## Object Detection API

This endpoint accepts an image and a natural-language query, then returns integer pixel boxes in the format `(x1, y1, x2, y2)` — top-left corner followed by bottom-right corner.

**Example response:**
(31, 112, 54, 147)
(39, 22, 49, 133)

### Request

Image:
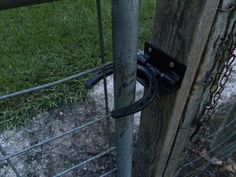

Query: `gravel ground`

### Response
(0, 100, 115, 177)
(0, 76, 143, 177)
(0, 60, 234, 177)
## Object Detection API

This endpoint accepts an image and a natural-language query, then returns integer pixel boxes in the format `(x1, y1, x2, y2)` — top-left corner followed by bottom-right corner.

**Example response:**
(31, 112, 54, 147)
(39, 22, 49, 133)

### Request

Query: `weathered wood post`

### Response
(164, 1, 236, 176)
(112, 0, 140, 177)
(134, 0, 222, 177)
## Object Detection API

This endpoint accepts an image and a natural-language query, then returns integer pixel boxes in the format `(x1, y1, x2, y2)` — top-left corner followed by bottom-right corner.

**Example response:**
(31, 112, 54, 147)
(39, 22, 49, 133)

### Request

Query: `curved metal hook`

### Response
(85, 64, 159, 118)
(111, 65, 158, 118)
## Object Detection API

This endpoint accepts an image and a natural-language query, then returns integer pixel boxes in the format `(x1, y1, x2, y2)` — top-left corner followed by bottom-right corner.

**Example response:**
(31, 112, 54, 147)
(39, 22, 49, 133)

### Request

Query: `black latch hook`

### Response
(85, 64, 159, 118)
(85, 42, 186, 118)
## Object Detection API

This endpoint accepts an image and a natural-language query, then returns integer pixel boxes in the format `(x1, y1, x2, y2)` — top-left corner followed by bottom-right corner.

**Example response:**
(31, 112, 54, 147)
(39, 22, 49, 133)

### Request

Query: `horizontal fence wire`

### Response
(95, 0, 114, 176)
(0, 62, 112, 102)
(53, 147, 115, 177)
(0, 0, 115, 177)
(173, 131, 236, 177)
(99, 168, 117, 177)
(202, 117, 236, 142)
(0, 115, 109, 163)
(187, 141, 236, 177)
(182, 131, 236, 168)
(174, 115, 236, 165)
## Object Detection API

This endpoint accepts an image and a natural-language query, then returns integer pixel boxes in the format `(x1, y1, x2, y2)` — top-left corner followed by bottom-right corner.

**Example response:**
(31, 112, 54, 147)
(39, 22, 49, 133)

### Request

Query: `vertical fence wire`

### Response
(0, 1, 115, 177)
(96, 0, 114, 176)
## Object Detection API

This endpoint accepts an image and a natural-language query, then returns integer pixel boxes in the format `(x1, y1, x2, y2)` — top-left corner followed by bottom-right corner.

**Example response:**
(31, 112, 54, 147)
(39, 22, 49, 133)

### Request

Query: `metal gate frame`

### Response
(0, 1, 116, 176)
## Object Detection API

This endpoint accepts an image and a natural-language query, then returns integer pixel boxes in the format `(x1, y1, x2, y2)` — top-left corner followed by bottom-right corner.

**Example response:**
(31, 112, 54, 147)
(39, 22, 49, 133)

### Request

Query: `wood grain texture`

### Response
(134, 0, 220, 177)
(165, 2, 236, 176)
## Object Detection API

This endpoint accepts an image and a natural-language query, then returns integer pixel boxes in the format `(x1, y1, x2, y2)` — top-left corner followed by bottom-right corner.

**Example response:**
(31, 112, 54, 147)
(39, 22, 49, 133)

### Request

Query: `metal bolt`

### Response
(148, 47, 152, 53)
(169, 62, 175, 68)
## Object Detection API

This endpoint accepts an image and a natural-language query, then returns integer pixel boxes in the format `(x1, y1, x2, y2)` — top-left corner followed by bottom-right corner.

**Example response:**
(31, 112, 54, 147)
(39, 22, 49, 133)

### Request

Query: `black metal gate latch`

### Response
(85, 42, 187, 118)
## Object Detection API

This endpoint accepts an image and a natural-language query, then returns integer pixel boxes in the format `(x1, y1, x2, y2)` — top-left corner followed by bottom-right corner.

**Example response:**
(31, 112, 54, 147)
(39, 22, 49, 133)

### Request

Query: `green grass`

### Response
(0, 0, 155, 130)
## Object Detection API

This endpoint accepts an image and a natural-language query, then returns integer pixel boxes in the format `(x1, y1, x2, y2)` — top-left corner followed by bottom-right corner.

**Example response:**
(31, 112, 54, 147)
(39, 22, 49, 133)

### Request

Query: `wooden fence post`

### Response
(134, 0, 221, 177)
(164, 1, 236, 176)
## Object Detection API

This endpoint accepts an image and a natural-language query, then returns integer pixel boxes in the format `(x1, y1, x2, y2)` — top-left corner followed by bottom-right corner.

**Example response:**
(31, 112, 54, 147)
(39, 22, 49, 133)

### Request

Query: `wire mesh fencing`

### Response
(1, 1, 235, 177)
(173, 29, 236, 177)
(0, 0, 116, 176)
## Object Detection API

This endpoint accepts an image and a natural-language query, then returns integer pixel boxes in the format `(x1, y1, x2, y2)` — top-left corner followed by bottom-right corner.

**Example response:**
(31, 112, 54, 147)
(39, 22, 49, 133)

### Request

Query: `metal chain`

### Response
(190, 31, 236, 142)
(203, 43, 235, 121)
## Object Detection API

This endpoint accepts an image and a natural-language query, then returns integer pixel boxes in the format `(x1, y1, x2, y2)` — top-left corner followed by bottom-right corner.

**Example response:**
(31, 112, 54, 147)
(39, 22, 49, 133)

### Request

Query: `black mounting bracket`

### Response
(85, 42, 186, 118)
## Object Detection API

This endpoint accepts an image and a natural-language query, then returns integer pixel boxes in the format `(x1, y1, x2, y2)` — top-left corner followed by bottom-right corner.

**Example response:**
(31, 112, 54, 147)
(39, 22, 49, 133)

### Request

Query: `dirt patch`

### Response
(0, 102, 115, 177)
(0, 61, 235, 177)
(0, 76, 143, 177)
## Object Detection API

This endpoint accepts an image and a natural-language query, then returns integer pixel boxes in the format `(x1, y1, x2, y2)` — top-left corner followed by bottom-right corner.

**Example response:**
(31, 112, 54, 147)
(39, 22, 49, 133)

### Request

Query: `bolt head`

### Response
(169, 62, 175, 68)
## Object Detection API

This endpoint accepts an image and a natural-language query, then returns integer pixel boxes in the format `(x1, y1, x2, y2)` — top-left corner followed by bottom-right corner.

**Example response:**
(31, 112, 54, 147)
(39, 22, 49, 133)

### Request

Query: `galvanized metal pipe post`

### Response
(112, 1, 140, 177)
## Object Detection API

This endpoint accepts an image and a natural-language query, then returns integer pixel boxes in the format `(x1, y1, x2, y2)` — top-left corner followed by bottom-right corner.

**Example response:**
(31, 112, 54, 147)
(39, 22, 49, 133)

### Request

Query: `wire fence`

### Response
(1, 1, 235, 177)
(173, 31, 236, 177)
(173, 104, 236, 177)
(0, 0, 115, 176)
